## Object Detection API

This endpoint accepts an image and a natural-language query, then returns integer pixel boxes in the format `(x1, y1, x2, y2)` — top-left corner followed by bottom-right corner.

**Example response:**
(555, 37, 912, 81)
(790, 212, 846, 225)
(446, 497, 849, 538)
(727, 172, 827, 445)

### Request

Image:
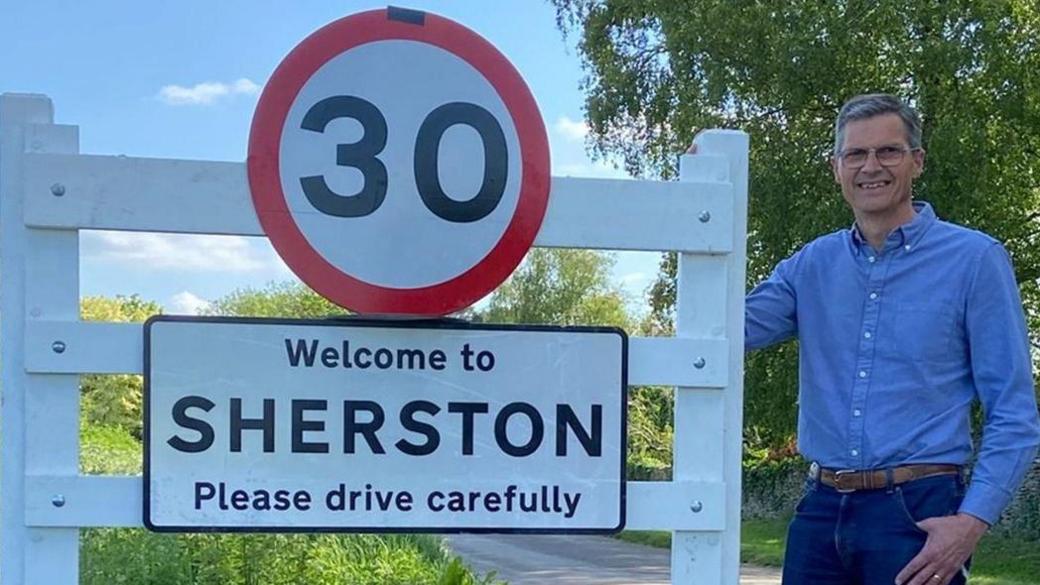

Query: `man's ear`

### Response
(912, 148, 926, 178)
(831, 156, 841, 183)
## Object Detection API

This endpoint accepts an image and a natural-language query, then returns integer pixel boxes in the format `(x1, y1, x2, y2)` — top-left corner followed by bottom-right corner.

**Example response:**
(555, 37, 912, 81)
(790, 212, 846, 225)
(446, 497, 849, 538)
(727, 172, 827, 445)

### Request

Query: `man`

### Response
(741, 94, 1040, 585)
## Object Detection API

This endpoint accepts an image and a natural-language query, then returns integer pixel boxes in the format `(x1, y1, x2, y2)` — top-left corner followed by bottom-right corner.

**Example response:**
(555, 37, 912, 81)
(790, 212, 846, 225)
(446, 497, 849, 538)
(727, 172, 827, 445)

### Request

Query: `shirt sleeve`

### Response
(959, 243, 1040, 525)
(745, 252, 800, 351)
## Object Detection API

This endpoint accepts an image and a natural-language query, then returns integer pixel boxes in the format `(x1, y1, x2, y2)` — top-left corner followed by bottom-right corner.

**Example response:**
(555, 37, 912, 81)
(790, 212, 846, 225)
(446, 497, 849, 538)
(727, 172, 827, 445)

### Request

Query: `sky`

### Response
(1, 0, 661, 316)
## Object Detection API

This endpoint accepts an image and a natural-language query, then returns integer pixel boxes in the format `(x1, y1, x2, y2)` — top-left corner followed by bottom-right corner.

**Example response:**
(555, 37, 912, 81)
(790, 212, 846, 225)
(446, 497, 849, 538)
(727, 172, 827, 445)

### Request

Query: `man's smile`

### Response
(856, 179, 892, 190)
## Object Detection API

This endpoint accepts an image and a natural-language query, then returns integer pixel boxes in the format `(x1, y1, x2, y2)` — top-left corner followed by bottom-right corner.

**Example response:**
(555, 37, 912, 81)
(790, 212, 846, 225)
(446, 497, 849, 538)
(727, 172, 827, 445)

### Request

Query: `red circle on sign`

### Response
(248, 9, 549, 316)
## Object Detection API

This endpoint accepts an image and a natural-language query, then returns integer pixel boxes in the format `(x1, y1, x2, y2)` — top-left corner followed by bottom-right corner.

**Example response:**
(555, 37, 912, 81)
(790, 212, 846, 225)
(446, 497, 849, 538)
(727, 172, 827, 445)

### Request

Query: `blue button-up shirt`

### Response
(746, 201, 1040, 524)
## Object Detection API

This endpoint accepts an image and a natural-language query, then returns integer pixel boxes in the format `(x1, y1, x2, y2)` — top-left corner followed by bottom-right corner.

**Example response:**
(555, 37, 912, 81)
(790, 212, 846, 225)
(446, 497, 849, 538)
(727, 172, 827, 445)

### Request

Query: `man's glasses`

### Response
(838, 146, 920, 169)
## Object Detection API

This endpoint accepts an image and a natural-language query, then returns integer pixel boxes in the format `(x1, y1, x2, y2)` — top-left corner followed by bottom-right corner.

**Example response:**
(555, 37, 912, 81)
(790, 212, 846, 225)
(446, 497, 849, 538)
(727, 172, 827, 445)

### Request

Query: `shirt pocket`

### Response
(884, 302, 956, 364)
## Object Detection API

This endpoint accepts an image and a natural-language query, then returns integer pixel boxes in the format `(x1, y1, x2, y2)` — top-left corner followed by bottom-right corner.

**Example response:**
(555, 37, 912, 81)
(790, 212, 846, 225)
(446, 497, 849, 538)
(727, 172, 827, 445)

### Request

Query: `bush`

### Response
(741, 455, 806, 520)
(80, 424, 142, 475)
(80, 531, 499, 585)
(81, 374, 144, 439)
(79, 425, 500, 584)
(626, 386, 673, 480)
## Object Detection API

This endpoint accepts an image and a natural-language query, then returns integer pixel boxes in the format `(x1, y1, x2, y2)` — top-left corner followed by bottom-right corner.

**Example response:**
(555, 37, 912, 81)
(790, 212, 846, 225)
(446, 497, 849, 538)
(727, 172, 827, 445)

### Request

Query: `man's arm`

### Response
(959, 242, 1040, 524)
(745, 255, 800, 351)
(897, 242, 1040, 585)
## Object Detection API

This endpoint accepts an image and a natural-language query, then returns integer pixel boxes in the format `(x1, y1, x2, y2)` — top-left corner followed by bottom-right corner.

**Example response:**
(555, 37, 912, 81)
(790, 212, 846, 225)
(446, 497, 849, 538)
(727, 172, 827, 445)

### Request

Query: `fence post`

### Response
(1, 92, 82, 584)
(671, 129, 748, 584)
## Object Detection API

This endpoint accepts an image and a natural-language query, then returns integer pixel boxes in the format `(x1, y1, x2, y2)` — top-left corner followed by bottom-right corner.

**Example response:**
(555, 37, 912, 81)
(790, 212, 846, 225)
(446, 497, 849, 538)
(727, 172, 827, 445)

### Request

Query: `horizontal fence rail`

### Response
(25, 320, 730, 388)
(23, 152, 735, 253)
(25, 475, 726, 532)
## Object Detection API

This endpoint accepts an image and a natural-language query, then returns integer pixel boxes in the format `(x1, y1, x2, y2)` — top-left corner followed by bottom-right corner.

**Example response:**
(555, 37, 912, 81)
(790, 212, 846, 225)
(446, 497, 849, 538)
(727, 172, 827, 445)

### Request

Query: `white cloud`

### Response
(554, 116, 589, 142)
(157, 77, 261, 106)
(231, 78, 260, 94)
(549, 115, 630, 180)
(168, 291, 211, 315)
(83, 232, 289, 274)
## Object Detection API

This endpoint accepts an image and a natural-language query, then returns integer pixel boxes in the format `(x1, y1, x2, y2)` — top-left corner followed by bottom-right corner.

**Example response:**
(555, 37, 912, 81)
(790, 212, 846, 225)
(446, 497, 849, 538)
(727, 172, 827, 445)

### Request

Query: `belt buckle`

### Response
(833, 469, 859, 493)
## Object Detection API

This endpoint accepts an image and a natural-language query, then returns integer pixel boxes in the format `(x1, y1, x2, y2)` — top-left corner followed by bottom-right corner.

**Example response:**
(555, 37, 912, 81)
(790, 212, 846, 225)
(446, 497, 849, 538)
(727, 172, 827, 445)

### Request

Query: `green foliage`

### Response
(739, 517, 792, 567)
(740, 453, 806, 520)
(80, 295, 162, 439)
(78, 424, 500, 584)
(482, 248, 631, 328)
(743, 343, 800, 453)
(737, 516, 1040, 582)
(613, 520, 793, 565)
(80, 531, 499, 585)
(626, 386, 673, 479)
(993, 464, 1040, 539)
(553, 0, 1040, 452)
(436, 559, 501, 585)
(480, 249, 677, 481)
(206, 281, 348, 319)
(642, 252, 677, 337)
(971, 533, 1040, 584)
(80, 424, 142, 475)
(613, 529, 671, 549)
(81, 294, 162, 322)
(73, 284, 354, 442)
(81, 375, 145, 438)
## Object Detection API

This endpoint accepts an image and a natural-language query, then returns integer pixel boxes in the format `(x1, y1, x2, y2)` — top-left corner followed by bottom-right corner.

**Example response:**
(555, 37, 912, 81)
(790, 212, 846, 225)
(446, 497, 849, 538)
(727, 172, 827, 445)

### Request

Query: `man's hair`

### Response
(833, 94, 922, 156)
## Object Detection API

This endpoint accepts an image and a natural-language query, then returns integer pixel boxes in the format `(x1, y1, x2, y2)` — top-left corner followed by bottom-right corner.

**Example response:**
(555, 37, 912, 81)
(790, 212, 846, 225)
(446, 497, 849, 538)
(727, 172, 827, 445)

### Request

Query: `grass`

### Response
(80, 424, 142, 474)
(78, 422, 504, 585)
(738, 517, 789, 567)
(970, 532, 1040, 584)
(613, 530, 671, 549)
(617, 519, 1040, 584)
(80, 530, 501, 585)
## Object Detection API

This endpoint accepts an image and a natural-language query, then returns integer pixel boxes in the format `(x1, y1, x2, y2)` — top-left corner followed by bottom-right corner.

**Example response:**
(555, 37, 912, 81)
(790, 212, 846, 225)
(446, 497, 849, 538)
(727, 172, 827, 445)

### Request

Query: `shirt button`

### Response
(851, 449, 859, 457)
(869, 292, 878, 300)
(864, 331, 872, 339)
(904, 244, 911, 251)
(858, 370, 867, 378)
(853, 409, 862, 417)
(868, 256, 876, 263)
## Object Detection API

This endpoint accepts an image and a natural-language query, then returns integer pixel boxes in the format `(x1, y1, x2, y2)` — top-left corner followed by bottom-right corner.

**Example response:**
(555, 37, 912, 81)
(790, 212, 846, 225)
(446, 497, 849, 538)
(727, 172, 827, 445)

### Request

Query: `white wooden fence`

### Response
(0, 92, 748, 584)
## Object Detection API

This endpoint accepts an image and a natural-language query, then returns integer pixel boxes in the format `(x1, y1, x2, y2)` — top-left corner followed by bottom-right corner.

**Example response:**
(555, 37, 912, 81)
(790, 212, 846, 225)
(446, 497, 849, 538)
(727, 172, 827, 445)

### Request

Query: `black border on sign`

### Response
(142, 314, 628, 535)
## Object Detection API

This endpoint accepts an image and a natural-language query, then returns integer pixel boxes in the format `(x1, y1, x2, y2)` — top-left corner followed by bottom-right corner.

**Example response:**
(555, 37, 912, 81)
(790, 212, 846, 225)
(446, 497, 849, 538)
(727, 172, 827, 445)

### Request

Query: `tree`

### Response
(482, 248, 631, 328)
(553, 0, 1040, 452)
(205, 281, 347, 319)
(480, 249, 674, 476)
(76, 284, 347, 438)
(80, 295, 163, 437)
(81, 294, 161, 323)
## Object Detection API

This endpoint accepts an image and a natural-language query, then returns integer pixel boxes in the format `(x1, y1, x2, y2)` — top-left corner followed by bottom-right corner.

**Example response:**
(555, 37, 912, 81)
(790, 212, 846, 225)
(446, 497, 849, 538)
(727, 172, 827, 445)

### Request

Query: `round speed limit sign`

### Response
(248, 8, 550, 315)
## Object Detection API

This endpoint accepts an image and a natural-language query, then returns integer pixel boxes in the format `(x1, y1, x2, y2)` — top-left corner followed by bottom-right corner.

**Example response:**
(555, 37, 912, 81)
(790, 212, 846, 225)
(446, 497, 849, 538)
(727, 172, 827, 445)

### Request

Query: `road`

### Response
(445, 534, 781, 585)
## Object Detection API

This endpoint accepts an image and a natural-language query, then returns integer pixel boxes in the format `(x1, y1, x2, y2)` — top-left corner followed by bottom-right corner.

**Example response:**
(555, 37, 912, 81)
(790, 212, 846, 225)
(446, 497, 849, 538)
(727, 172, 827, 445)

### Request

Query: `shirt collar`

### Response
(849, 201, 936, 254)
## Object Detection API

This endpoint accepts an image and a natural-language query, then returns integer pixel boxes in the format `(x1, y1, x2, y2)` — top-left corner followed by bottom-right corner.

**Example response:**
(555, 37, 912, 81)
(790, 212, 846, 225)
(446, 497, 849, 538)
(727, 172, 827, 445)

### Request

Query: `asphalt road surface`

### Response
(445, 534, 781, 585)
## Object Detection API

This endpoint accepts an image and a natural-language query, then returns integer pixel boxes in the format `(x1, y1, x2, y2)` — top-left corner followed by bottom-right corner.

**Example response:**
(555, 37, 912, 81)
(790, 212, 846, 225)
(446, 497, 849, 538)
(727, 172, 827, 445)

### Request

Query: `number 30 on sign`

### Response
(248, 8, 550, 316)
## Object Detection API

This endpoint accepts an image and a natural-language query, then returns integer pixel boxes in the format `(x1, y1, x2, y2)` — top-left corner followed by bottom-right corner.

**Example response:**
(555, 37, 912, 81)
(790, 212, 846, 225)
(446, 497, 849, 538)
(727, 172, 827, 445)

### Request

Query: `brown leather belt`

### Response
(810, 463, 961, 493)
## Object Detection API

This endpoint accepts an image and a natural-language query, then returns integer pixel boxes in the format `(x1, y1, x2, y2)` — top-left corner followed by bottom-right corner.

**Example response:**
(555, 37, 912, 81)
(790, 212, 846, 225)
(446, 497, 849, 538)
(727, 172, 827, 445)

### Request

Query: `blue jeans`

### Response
(782, 472, 969, 585)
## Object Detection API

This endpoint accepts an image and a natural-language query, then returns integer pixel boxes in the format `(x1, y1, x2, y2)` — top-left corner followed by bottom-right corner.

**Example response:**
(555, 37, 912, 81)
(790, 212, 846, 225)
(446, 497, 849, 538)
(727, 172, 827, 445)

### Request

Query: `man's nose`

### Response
(861, 150, 884, 172)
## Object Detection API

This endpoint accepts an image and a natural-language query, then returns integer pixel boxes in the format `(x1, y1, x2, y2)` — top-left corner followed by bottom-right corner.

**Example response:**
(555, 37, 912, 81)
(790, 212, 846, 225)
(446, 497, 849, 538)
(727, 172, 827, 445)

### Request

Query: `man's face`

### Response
(831, 113, 924, 218)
